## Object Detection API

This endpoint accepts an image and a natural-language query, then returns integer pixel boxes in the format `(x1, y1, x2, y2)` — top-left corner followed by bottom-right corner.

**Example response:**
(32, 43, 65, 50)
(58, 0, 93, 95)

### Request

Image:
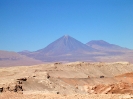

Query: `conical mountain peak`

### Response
(64, 35, 69, 37)
(37, 35, 95, 55)
(18, 35, 133, 62)
(62, 35, 70, 40)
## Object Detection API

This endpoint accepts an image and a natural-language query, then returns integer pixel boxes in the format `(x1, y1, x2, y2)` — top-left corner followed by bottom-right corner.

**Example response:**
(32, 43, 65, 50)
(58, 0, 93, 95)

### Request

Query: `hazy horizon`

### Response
(0, 0, 133, 51)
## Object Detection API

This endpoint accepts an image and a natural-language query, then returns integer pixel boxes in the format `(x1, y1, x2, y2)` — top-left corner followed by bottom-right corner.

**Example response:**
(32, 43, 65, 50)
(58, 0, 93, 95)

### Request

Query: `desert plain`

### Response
(1, 62, 133, 99)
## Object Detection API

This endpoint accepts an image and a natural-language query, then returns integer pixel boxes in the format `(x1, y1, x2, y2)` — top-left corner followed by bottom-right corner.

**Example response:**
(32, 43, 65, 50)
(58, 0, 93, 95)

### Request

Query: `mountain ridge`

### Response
(86, 40, 130, 51)
(19, 35, 98, 62)
(0, 35, 132, 65)
(0, 50, 43, 67)
(18, 35, 133, 63)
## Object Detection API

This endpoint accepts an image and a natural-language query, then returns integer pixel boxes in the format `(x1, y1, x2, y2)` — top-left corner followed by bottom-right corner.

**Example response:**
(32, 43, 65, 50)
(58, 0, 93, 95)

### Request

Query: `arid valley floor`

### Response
(1, 62, 133, 99)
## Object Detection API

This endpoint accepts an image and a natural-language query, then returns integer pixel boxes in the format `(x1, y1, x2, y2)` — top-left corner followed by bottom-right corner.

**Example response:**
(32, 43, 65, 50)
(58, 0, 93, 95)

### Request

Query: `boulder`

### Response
(0, 87, 3, 92)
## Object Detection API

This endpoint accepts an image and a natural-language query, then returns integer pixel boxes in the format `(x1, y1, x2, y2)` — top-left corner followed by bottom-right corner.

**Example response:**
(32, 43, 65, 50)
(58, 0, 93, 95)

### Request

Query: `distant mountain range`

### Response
(86, 40, 129, 51)
(0, 50, 43, 67)
(0, 35, 133, 67)
(19, 35, 133, 63)
(19, 35, 97, 62)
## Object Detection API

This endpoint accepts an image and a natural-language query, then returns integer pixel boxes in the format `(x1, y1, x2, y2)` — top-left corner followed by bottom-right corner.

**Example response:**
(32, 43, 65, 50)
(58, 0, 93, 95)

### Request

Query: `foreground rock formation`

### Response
(1, 62, 133, 99)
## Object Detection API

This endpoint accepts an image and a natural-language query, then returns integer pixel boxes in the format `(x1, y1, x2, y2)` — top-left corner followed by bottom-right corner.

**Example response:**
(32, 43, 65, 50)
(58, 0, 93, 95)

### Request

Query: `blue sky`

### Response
(0, 0, 133, 51)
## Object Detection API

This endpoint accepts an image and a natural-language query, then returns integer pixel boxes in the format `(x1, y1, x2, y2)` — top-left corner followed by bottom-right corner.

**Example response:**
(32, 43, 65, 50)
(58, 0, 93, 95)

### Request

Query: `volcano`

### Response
(19, 35, 97, 62)
(37, 35, 96, 55)
(19, 35, 133, 63)
(86, 40, 130, 51)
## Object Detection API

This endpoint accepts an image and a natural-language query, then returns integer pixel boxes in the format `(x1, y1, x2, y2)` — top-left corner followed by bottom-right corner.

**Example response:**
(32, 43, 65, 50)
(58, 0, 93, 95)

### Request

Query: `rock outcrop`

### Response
(86, 82, 133, 94)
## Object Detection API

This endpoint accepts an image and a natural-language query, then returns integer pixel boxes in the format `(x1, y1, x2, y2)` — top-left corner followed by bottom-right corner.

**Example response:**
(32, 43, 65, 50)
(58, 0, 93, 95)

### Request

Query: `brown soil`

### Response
(1, 62, 133, 99)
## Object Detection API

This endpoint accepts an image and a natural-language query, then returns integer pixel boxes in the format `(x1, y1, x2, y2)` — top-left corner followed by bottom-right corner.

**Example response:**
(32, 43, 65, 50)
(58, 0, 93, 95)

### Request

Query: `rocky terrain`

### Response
(1, 62, 133, 99)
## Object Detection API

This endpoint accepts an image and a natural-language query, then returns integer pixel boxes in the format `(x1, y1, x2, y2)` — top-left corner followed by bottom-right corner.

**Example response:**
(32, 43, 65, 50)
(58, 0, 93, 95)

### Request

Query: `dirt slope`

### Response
(1, 62, 133, 99)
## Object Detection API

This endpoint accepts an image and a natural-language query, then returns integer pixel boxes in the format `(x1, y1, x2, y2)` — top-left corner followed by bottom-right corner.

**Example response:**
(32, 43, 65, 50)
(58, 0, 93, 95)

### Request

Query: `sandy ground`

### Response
(1, 92, 133, 99)
(0, 62, 133, 99)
